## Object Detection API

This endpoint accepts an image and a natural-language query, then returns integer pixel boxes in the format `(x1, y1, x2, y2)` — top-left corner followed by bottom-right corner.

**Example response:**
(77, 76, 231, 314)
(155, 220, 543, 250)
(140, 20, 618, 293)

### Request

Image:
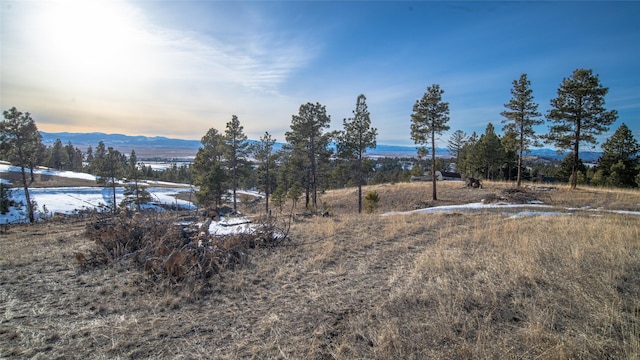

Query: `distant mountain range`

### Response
(39, 131, 602, 161)
(40, 132, 203, 158)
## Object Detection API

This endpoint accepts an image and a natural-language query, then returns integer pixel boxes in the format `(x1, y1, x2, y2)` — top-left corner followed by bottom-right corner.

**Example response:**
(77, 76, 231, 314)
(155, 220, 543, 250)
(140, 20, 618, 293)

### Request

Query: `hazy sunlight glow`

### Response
(32, 0, 149, 92)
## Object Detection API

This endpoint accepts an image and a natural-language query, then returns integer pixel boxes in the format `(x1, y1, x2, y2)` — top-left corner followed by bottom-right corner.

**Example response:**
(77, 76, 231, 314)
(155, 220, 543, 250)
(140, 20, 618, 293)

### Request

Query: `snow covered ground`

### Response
(1, 163, 196, 223)
(1, 186, 196, 223)
(1, 164, 276, 241)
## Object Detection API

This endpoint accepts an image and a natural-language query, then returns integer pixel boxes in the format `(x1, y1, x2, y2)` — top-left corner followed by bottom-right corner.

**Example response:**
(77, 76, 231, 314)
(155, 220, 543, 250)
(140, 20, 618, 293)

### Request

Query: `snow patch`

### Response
(208, 218, 258, 237)
(382, 202, 554, 216)
(507, 211, 572, 219)
(1, 186, 195, 223)
(382, 202, 640, 218)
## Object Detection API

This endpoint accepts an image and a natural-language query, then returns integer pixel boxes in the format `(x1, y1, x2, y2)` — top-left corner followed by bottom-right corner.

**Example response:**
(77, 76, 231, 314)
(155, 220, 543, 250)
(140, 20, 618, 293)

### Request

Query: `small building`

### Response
(411, 170, 462, 182)
(440, 171, 462, 181)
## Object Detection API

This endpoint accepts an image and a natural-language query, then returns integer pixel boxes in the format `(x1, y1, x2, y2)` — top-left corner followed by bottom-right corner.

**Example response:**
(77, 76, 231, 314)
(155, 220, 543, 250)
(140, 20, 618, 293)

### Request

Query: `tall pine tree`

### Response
(50, 139, 68, 170)
(545, 69, 618, 189)
(250, 132, 277, 215)
(447, 129, 467, 170)
(193, 128, 228, 209)
(96, 147, 125, 214)
(337, 94, 377, 213)
(0, 107, 43, 222)
(285, 102, 333, 211)
(224, 115, 249, 211)
(501, 73, 543, 187)
(476, 123, 506, 180)
(121, 150, 151, 211)
(410, 84, 450, 200)
(597, 123, 640, 187)
(458, 132, 479, 178)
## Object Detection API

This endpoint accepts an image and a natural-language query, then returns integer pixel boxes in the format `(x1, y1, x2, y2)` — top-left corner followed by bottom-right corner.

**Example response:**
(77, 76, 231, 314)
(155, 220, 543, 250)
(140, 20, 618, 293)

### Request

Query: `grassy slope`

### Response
(0, 171, 98, 188)
(1, 181, 639, 359)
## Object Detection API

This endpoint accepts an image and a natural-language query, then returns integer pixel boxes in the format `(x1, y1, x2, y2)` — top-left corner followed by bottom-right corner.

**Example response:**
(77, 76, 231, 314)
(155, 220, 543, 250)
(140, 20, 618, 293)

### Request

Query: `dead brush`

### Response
(79, 211, 289, 285)
(82, 211, 179, 265)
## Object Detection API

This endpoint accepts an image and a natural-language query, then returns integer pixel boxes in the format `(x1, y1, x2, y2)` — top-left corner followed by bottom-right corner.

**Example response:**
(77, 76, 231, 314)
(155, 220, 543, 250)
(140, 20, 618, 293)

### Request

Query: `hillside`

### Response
(1, 181, 639, 358)
(39, 131, 603, 160)
(40, 131, 202, 158)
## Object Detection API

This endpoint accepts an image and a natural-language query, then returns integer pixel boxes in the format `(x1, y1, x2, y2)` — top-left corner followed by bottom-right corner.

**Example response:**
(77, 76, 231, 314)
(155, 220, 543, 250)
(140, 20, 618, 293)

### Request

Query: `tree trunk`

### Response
(265, 164, 270, 215)
(232, 159, 237, 211)
(571, 143, 579, 189)
(431, 130, 437, 201)
(20, 165, 35, 223)
(357, 153, 363, 213)
(310, 139, 317, 211)
(134, 179, 141, 212)
(517, 129, 524, 187)
(571, 122, 581, 190)
(112, 179, 117, 215)
(516, 149, 523, 187)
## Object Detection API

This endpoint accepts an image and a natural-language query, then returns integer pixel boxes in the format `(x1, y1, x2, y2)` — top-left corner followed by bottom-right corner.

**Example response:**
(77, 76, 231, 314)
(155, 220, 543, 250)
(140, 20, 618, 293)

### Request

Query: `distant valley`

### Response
(40, 132, 202, 158)
(39, 131, 602, 161)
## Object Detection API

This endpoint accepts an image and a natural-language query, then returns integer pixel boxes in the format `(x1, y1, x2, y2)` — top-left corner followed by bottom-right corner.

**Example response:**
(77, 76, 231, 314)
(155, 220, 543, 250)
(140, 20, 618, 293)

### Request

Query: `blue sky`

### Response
(2, 1, 639, 149)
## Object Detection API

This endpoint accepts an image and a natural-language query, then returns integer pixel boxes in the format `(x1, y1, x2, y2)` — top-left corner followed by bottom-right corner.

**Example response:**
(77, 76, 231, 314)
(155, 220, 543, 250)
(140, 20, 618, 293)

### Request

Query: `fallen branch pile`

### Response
(78, 212, 287, 283)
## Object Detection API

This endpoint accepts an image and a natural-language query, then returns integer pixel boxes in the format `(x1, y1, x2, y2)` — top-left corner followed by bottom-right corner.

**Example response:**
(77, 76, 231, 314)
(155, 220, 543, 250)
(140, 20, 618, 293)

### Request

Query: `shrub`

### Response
(364, 191, 380, 213)
(271, 186, 286, 212)
(0, 183, 13, 214)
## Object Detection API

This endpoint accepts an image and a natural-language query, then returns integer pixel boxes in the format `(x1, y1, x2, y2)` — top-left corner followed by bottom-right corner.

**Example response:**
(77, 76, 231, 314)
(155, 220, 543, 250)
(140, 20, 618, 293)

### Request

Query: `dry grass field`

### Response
(0, 171, 98, 188)
(1, 180, 639, 359)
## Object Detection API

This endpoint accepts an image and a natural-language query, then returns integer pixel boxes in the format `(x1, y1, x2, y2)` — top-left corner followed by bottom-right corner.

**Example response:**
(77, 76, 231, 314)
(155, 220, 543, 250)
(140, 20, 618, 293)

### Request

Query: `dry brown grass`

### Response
(321, 181, 467, 213)
(0, 171, 98, 188)
(544, 183, 640, 211)
(1, 180, 639, 359)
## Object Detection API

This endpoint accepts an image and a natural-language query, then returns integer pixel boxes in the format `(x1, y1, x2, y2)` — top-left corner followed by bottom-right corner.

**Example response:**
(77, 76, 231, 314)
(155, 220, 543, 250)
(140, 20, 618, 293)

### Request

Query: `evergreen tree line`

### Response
(449, 122, 640, 188)
(407, 69, 634, 200)
(40, 139, 84, 173)
(2, 68, 639, 221)
(444, 70, 638, 190)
